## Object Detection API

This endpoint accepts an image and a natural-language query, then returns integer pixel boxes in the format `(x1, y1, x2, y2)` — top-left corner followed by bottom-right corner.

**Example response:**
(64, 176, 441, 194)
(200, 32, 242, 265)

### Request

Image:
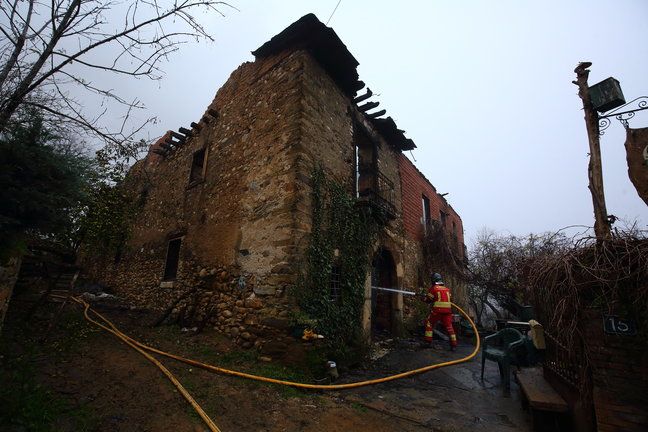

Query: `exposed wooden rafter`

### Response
(354, 87, 373, 104)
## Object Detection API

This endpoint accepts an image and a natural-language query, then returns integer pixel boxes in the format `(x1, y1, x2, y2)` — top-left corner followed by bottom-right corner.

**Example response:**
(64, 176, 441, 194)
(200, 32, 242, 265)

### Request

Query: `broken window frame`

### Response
(163, 237, 183, 281)
(422, 194, 431, 229)
(188, 147, 207, 186)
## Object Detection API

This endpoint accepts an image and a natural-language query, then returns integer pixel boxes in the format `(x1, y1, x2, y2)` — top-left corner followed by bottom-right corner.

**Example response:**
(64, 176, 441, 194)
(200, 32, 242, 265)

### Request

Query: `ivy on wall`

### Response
(295, 167, 383, 362)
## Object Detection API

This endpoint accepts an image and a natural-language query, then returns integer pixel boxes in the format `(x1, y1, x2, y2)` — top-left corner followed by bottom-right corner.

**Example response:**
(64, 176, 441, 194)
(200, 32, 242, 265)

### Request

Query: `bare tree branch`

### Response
(0, 0, 233, 150)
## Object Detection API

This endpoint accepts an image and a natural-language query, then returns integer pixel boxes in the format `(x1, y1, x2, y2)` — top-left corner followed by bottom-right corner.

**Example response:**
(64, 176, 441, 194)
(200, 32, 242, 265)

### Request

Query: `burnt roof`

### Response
(371, 117, 416, 151)
(253, 14, 416, 152)
(252, 14, 362, 96)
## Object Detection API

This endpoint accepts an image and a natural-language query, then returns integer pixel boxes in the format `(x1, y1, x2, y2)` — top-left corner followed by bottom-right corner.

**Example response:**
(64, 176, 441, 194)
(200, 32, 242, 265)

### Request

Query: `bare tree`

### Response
(467, 229, 572, 326)
(0, 0, 232, 148)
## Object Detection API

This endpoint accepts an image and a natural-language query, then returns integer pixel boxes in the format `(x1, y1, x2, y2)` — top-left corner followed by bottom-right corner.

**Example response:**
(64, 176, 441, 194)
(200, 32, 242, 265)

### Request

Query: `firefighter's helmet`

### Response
(432, 272, 443, 284)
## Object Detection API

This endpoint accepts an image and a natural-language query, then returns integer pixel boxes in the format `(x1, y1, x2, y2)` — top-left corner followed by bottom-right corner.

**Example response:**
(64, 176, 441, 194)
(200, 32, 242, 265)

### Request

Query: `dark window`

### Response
(189, 148, 206, 184)
(163, 238, 182, 280)
(440, 210, 448, 228)
(422, 195, 431, 226)
(330, 265, 341, 302)
(114, 248, 123, 265)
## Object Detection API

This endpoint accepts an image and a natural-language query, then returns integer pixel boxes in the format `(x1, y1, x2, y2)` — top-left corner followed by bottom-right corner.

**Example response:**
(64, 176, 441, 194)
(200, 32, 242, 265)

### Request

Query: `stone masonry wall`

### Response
(84, 44, 467, 347)
(85, 51, 308, 349)
(292, 52, 410, 334)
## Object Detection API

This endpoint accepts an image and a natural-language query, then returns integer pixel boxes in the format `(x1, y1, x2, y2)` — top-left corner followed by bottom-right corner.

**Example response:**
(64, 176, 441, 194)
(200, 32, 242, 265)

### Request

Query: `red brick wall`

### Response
(397, 154, 464, 251)
(582, 310, 648, 432)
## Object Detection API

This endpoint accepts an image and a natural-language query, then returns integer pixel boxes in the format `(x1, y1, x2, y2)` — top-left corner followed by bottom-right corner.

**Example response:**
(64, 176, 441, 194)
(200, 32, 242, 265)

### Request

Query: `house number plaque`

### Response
(603, 315, 637, 336)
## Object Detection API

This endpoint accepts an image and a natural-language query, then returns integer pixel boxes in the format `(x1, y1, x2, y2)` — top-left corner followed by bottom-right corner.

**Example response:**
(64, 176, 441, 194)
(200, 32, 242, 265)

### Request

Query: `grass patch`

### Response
(47, 309, 101, 357)
(183, 347, 313, 399)
(0, 352, 97, 431)
(0, 303, 100, 431)
(351, 401, 368, 413)
(249, 362, 312, 398)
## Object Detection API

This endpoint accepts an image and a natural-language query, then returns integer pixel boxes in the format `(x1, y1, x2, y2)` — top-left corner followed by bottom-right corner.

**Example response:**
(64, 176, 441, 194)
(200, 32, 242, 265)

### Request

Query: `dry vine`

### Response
(529, 236, 648, 351)
(421, 221, 466, 282)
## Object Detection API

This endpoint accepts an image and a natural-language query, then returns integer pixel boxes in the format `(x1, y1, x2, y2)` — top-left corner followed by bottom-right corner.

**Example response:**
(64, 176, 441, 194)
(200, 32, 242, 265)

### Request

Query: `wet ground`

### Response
(339, 339, 532, 431)
(1, 295, 531, 431)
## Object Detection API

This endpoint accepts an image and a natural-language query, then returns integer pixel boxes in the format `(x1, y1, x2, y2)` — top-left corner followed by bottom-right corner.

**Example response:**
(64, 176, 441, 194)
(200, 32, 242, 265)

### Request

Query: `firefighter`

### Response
(422, 272, 458, 350)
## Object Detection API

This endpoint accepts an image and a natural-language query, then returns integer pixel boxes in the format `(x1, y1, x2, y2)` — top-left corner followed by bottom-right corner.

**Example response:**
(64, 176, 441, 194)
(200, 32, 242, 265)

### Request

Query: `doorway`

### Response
(371, 248, 397, 339)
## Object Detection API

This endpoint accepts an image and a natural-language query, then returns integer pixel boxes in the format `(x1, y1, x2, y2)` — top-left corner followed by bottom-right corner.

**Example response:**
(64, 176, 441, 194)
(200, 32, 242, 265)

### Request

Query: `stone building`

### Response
(85, 14, 465, 348)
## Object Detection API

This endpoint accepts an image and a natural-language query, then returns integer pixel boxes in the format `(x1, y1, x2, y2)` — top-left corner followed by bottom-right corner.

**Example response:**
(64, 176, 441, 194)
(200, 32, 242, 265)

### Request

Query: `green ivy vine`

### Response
(296, 167, 383, 362)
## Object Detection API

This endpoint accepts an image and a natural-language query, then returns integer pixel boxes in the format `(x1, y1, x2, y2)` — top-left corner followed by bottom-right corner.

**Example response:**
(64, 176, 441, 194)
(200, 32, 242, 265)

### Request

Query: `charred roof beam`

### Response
(367, 109, 386, 119)
(354, 87, 372, 104)
(170, 131, 186, 143)
(358, 101, 379, 112)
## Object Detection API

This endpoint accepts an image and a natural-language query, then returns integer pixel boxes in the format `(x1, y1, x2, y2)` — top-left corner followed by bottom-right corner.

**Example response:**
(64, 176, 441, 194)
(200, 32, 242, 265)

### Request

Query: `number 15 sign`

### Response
(603, 315, 637, 336)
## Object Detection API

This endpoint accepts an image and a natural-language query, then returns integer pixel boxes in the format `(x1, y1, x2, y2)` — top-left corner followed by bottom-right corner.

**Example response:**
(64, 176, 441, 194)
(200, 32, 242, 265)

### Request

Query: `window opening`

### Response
(330, 265, 341, 302)
(189, 148, 206, 184)
(163, 238, 182, 280)
(422, 195, 431, 227)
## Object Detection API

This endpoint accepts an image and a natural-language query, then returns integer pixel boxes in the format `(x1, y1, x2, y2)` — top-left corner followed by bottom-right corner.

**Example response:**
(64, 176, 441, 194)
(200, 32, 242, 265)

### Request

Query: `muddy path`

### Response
(1, 296, 530, 431)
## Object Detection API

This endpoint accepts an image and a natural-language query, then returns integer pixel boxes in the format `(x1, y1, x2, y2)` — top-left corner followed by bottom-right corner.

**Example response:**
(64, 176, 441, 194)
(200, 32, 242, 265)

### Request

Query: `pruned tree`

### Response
(0, 0, 232, 149)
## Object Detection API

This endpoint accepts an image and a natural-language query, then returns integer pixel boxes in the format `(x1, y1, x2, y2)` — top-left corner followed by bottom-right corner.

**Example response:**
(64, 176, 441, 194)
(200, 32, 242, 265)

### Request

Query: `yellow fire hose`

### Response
(60, 295, 480, 432)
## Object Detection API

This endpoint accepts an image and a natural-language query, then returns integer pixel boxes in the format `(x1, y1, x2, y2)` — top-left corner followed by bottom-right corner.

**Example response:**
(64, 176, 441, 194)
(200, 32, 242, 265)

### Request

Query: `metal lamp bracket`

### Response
(598, 96, 648, 135)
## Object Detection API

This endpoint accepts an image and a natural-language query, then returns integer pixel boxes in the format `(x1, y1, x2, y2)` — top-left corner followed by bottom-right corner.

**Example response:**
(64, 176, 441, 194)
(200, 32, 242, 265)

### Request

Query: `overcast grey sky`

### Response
(96, 0, 648, 245)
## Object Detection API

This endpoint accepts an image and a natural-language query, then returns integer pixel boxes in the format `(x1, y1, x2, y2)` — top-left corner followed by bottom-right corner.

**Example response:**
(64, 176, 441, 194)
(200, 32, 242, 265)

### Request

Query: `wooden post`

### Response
(573, 62, 612, 240)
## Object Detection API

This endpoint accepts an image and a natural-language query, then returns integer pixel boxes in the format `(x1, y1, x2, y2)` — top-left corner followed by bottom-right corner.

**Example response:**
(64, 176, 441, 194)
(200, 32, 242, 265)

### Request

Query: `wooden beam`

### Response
(354, 88, 373, 104)
(207, 108, 218, 118)
(178, 127, 192, 136)
(170, 131, 186, 143)
(190, 122, 202, 131)
(358, 101, 379, 112)
(368, 109, 386, 119)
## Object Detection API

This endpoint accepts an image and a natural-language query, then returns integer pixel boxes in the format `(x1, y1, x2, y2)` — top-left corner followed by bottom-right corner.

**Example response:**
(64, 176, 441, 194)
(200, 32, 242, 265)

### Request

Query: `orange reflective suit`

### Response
(423, 283, 457, 348)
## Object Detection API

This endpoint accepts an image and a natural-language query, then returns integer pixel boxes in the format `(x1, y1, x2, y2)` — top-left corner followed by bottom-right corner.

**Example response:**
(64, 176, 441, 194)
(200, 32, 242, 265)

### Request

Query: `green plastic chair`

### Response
(481, 327, 525, 392)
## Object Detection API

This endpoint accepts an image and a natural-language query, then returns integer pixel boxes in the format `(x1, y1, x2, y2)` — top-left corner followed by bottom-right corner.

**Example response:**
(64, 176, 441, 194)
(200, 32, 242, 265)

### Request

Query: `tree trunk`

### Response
(574, 63, 612, 240)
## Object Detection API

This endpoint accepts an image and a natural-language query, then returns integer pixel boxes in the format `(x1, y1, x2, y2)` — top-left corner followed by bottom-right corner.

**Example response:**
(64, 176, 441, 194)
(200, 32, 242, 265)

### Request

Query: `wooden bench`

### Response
(515, 367, 570, 431)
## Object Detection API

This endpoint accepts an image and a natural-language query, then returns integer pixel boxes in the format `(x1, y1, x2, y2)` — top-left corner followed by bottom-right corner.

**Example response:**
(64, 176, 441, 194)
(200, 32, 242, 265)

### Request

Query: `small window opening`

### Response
(114, 248, 123, 265)
(440, 210, 448, 228)
(163, 238, 182, 280)
(330, 265, 341, 302)
(189, 148, 206, 184)
(422, 195, 431, 227)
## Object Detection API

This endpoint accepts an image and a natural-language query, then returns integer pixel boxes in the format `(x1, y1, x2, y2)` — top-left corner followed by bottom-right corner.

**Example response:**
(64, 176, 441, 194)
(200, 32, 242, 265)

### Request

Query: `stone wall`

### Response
(84, 45, 467, 347)
(292, 51, 412, 335)
(84, 51, 309, 348)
